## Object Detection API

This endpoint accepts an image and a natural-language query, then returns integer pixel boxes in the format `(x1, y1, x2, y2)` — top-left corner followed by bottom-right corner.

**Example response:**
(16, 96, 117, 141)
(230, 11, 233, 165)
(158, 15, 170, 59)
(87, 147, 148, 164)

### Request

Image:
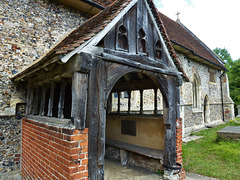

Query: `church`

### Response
(0, 0, 234, 179)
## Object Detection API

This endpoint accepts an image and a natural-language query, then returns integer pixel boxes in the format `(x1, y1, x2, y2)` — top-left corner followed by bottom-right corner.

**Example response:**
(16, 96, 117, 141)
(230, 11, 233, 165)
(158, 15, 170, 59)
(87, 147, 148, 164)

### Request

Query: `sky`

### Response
(153, 0, 240, 60)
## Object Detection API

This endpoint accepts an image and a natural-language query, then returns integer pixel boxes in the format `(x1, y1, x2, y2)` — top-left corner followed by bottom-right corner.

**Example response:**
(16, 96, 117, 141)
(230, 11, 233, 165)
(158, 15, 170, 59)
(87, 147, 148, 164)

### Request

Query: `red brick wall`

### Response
(176, 118, 186, 180)
(21, 118, 88, 180)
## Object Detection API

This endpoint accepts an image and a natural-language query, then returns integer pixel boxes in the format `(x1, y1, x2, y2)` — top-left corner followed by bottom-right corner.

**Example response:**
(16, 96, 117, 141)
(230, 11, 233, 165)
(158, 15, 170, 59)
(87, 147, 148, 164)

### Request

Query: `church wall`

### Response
(0, 0, 88, 174)
(178, 52, 224, 131)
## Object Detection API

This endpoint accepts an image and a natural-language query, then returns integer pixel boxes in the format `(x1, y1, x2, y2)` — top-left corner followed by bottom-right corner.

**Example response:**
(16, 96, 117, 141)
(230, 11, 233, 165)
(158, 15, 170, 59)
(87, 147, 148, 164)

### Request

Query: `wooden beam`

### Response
(100, 52, 182, 77)
(88, 58, 107, 179)
(26, 82, 33, 115)
(39, 84, 47, 116)
(140, 89, 143, 114)
(107, 94, 112, 114)
(104, 48, 167, 69)
(71, 72, 88, 129)
(47, 81, 55, 117)
(112, 78, 158, 92)
(33, 88, 40, 115)
(117, 92, 121, 114)
(128, 91, 131, 113)
(163, 76, 177, 169)
(124, 74, 132, 81)
(154, 88, 158, 115)
(58, 81, 67, 118)
(137, 72, 144, 79)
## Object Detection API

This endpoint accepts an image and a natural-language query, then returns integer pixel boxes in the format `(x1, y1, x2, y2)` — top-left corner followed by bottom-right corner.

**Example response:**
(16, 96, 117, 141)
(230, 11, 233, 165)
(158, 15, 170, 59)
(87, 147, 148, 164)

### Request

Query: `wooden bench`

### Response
(106, 139, 163, 160)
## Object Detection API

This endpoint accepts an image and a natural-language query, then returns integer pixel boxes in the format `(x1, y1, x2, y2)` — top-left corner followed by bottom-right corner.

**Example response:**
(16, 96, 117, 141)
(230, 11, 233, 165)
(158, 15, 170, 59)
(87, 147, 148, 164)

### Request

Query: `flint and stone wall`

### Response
(178, 53, 234, 133)
(0, 0, 88, 173)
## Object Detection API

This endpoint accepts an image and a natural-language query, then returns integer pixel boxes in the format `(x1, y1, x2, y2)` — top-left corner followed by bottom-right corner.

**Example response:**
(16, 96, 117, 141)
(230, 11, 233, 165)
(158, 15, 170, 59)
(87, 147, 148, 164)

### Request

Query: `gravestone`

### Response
(217, 126, 240, 140)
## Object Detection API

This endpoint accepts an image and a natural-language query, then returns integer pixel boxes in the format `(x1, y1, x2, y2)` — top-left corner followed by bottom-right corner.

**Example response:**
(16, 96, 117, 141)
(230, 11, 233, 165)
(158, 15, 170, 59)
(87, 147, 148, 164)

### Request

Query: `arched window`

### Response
(156, 40, 161, 60)
(138, 28, 146, 53)
(193, 73, 201, 108)
(117, 25, 128, 51)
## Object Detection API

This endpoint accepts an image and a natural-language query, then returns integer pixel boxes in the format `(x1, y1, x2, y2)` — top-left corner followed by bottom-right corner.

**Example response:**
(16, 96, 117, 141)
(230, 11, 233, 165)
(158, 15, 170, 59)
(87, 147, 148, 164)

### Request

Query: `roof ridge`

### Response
(158, 11, 226, 70)
(178, 22, 225, 66)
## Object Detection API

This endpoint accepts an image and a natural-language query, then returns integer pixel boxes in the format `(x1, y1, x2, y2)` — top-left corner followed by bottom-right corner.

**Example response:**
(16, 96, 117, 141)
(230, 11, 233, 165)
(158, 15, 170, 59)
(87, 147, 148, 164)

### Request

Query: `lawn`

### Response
(182, 118, 240, 180)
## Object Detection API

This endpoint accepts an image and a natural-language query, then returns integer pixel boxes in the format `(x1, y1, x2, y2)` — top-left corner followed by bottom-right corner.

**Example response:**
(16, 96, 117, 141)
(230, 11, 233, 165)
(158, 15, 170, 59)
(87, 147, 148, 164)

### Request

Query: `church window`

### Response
(138, 28, 147, 53)
(117, 25, 128, 51)
(209, 70, 216, 83)
(193, 74, 201, 108)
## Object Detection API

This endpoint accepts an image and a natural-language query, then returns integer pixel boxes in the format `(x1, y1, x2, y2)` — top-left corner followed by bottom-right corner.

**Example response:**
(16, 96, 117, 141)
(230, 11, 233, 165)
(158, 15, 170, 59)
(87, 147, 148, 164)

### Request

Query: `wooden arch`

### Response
(86, 54, 180, 179)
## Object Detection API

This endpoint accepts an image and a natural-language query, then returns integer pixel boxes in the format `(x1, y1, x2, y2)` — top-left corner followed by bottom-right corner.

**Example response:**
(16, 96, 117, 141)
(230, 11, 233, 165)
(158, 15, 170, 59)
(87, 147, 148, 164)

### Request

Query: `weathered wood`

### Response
(140, 89, 143, 114)
(154, 88, 158, 115)
(106, 63, 137, 98)
(128, 90, 131, 113)
(88, 58, 107, 180)
(128, 4, 137, 54)
(112, 77, 158, 92)
(117, 92, 121, 114)
(33, 88, 40, 115)
(58, 81, 67, 118)
(104, 48, 167, 69)
(163, 76, 177, 168)
(26, 82, 33, 115)
(106, 139, 163, 159)
(107, 94, 112, 114)
(30, 53, 92, 87)
(39, 84, 47, 116)
(71, 72, 88, 129)
(47, 81, 55, 117)
(100, 52, 181, 77)
(147, 13, 154, 59)
(104, 25, 116, 50)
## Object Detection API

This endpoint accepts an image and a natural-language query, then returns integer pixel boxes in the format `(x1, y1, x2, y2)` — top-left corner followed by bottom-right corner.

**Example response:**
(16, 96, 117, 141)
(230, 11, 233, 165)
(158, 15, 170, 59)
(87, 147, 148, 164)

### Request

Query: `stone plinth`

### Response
(217, 126, 240, 140)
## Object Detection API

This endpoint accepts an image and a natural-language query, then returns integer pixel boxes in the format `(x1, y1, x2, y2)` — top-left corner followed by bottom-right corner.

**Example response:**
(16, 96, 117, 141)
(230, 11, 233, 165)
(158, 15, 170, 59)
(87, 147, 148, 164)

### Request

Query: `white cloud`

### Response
(154, 0, 240, 60)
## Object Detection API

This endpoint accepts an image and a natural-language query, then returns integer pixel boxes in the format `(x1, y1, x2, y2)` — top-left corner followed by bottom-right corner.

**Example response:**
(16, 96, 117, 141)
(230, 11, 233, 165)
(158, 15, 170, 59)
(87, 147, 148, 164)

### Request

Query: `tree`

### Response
(214, 48, 240, 115)
(213, 47, 233, 69)
(228, 58, 240, 107)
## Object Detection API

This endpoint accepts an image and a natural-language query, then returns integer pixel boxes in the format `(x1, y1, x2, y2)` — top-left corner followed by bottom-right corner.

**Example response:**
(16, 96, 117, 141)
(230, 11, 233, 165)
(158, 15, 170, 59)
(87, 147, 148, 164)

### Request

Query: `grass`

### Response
(182, 118, 240, 180)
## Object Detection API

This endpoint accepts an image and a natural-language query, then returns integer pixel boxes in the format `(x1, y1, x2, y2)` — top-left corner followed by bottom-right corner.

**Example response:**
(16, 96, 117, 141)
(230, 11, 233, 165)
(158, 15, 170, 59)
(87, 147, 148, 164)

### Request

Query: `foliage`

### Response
(183, 121, 240, 180)
(213, 47, 233, 68)
(213, 47, 240, 113)
(228, 59, 240, 107)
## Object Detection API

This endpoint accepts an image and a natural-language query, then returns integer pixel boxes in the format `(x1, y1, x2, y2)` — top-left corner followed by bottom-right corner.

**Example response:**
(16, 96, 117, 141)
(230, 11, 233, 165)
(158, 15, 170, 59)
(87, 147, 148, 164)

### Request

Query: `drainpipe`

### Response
(220, 70, 226, 122)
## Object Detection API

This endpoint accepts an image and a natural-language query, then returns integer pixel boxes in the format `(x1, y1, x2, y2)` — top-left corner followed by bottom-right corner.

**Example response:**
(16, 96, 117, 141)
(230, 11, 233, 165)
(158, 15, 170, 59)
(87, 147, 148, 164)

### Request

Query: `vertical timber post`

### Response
(88, 57, 107, 180)
(163, 76, 179, 180)
(140, 89, 143, 114)
(71, 72, 88, 129)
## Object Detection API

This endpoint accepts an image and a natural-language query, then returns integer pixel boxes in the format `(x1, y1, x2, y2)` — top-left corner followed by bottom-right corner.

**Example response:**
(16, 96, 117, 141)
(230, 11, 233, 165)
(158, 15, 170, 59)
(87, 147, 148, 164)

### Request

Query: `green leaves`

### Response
(214, 47, 240, 114)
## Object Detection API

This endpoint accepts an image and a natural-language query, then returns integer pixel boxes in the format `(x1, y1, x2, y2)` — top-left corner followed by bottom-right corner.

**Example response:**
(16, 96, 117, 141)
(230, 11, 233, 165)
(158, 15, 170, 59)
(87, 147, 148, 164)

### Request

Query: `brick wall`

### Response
(176, 118, 186, 180)
(21, 118, 88, 180)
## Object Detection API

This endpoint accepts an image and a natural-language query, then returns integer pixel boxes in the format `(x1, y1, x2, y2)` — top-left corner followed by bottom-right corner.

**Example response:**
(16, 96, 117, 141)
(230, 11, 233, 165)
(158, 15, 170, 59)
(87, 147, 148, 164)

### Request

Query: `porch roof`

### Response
(11, 0, 189, 82)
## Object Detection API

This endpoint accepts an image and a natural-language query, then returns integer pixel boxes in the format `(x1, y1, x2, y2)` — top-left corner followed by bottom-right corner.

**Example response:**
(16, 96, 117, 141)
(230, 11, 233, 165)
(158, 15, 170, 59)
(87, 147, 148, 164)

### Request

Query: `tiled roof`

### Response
(91, 0, 115, 7)
(12, 0, 189, 81)
(158, 12, 226, 70)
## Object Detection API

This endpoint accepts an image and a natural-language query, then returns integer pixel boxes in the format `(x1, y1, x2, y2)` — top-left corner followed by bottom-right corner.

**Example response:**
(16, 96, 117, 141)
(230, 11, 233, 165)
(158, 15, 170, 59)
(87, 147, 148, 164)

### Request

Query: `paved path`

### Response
(105, 160, 162, 180)
(0, 161, 218, 180)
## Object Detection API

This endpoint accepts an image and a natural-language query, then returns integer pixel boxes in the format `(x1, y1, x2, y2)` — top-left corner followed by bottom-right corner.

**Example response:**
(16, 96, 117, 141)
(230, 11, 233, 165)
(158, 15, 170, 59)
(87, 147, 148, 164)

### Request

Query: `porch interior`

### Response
(105, 72, 165, 172)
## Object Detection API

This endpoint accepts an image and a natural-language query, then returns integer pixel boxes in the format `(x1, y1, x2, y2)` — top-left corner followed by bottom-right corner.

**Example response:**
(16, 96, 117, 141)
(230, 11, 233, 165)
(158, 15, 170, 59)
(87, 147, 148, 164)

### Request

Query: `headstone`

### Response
(236, 105, 240, 117)
(217, 126, 240, 140)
